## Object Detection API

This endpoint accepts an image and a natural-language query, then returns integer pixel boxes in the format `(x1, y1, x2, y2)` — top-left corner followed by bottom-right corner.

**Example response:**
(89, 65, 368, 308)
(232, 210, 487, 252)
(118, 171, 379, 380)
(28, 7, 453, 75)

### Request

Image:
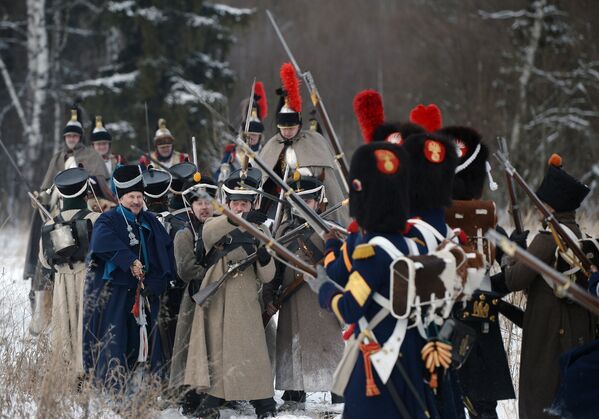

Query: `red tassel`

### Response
(353, 90, 384, 143)
(360, 341, 382, 397)
(280, 63, 302, 113)
(255, 81, 268, 119)
(409, 104, 442, 132)
(347, 220, 360, 234)
(131, 285, 141, 318)
(343, 323, 356, 340)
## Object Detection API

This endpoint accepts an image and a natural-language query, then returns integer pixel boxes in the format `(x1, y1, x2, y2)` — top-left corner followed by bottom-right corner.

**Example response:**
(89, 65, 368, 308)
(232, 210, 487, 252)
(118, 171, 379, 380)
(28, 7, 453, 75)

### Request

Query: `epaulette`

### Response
(224, 143, 236, 153)
(352, 243, 376, 260)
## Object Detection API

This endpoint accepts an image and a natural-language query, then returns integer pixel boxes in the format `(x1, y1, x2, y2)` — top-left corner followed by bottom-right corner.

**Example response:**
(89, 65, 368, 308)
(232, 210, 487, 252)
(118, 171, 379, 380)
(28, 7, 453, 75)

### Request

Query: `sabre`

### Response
(240, 79, 256, 180)
(192, 136, 198, 166)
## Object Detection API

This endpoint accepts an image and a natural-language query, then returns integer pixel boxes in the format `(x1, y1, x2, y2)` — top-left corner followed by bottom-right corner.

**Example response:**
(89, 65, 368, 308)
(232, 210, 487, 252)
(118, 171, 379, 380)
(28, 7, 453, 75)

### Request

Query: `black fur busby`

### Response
(113, 165, 144, 197)
(403, 132, 458, 212)
(91, 115, 111, 142)
(536, 154, 590, 212)
(54, 167, 89, 198)
(223, 168, 262, 202)
(372, 122, 425, 145)
(143, 168, 172, 199)
(169, 162, 198, 193)
(64, 106, 83, 136)
(438, 126, 489, 200)
(349, 142, 410, 233)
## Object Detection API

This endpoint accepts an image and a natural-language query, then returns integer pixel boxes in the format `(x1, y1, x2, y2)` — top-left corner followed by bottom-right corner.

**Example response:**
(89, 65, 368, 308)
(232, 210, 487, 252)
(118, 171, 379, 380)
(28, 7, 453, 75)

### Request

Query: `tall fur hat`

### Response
(403, 132, 458, 212)
(536, 154, 590, 212)
(349, 142, 410, 233)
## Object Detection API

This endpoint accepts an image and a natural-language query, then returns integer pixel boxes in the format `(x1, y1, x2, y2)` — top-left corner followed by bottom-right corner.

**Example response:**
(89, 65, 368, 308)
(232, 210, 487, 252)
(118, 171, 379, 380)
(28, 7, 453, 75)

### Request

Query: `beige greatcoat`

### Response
(169, 225, 206, 388)
(183, 215, 276, 400)
(264, 221, 344, 392)
(259, 130, 349, 224)
(39, 209, 100, 374)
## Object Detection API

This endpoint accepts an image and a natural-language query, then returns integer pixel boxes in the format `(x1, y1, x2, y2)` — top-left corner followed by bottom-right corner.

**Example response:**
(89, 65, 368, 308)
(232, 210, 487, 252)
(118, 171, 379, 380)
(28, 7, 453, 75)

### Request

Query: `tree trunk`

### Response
(509, 0, 545, 152)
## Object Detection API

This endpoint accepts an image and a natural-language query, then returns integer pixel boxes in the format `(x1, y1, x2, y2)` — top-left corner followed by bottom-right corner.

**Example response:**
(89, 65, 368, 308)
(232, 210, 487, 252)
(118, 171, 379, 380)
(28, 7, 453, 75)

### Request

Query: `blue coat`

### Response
(319, 231, 439, 419)
(82, 206, 175, 387)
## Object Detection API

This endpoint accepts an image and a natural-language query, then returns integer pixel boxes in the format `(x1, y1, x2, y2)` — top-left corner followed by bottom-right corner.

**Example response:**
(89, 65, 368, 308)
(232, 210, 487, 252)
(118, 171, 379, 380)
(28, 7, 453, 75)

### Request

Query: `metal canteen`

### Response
(49, 224, 76, 256)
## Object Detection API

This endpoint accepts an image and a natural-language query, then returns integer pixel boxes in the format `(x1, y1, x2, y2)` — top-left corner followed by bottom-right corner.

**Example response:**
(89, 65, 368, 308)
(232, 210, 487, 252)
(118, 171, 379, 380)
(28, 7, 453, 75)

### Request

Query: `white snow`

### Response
(63, 71, 139, 98)
(105, 120, 136, 139)
(207, 3, 254, 18)
(165, 76, 226, 106)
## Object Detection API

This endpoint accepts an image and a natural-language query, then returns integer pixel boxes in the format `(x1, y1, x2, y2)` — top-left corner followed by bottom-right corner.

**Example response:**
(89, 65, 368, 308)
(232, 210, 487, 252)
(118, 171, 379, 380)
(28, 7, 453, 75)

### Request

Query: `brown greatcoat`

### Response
(505, 211, 596, 419)
(264, 220, 344, 392)
(184, 215, 276, 400)
(39, 209, 100, 374)
(258, 130, 348, 224)
(169, 224, 206, 388)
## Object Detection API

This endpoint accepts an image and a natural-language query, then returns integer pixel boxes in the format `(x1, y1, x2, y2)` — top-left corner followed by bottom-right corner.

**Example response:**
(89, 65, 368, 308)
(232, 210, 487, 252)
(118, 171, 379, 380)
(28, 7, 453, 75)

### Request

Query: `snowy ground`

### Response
(0, 225, 524, 418)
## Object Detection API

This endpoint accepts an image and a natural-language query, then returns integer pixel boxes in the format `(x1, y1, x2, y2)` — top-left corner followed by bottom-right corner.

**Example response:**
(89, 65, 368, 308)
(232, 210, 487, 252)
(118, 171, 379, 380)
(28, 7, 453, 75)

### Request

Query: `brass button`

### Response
(462, 311, 470, 319)
(479, 294, 486, 301)
(559, 328, 565, 336)
(492, 299, 499, 306)
(490, 315, 496, 322)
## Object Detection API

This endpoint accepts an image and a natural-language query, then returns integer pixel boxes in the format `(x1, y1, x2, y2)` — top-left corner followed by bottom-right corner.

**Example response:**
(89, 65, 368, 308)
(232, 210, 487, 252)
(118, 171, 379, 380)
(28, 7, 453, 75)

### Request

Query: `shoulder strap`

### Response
(71, 208, 91, 221)
(368, 236, 405, 259)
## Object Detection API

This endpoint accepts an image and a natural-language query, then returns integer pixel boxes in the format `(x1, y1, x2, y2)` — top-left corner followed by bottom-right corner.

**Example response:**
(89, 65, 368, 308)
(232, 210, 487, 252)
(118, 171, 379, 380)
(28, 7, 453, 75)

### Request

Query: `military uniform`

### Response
(38, 168, 99, 375)
(315, 141, 440, 419)
(139, 118, 189, 169)
(503, 156, 594, 419)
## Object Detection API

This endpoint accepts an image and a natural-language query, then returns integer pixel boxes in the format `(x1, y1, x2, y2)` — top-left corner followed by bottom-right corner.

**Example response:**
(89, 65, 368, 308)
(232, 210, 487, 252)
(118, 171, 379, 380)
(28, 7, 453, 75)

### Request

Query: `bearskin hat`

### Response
(349, 142, 410, 233)
(403, 132, 458, 212)
(438, 126, 489, 200)
(536, 154, 590, 212)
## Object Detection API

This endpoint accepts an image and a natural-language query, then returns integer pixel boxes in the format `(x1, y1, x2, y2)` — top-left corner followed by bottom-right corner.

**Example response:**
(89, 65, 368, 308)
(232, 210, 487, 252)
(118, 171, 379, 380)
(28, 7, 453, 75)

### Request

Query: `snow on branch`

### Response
(105, 120, 135, 139)
(166, 76, 225, 106)
(107, 1, 166, 23)
(205, 3, 254, 18)
(524, 106, 599, 131)
(63, 71, 138, 98)
(479, 3, 566, 20)
(185, 13, 216, 28)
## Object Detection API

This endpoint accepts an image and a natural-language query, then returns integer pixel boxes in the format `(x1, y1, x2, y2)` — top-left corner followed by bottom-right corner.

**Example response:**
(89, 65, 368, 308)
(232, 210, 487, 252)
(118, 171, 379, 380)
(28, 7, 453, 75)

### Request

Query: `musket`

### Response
(144, 102, 152, 153)
(266, 10, 349, 194)
(497, 137, 524, 233)
(494, 151, 594, 276)
(234, 136, 330, 238)
(240, 79, 256, 180)
(278, 198, 349, 241)
(0, 137, 52, 221)
(487, 229, 599, 315)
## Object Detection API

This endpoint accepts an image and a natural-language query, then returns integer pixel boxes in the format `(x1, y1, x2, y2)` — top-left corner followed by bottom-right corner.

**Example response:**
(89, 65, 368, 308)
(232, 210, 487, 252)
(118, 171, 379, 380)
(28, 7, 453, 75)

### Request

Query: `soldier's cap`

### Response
(91, 115, 112, 142)
(223, 167, 262, 202)
(536, 154, 590, 212)
(403, 132, 458, 212)
(143, 167, 172, 199)
(64, 107, 83, 137)
(154, 118, 175, 145)
(54, 167, 89, 198)
(113, 164, 144, 197)
(349, 142, 410, 233)
(182, 176, 218, 205)
(276, 63, 302, 128)
(285, 168, 324, 203)
(169, 161, 198, 194)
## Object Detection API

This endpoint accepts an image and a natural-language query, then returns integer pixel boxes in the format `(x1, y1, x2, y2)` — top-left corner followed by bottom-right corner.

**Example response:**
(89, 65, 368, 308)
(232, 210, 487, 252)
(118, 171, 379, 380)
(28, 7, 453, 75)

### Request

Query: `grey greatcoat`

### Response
(264, 220, 344, 392)
(258, 130, 348, 224)
(39, 209, 100, 374)
(183, 215, 276, 400)
(505, 212, 596, 419)
(169, 224, 206, 388)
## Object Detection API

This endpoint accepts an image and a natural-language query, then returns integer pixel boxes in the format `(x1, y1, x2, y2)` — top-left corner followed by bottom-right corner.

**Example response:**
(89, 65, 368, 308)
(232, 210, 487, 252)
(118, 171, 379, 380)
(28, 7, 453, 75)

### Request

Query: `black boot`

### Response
(194, 394, 225, 418)
(250, 397, 277, 418)
(180, 387, 205, 416)
(331, 392, 344, 404)
(279, 390, 306, 411)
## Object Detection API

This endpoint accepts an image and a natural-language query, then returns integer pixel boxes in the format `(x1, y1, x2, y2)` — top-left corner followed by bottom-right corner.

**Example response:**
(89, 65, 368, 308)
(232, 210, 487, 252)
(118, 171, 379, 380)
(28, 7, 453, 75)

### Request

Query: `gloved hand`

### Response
(306, 264, 331, 294)
(257, 246, 271, 266)
(509, 229, 529, 250)
(243, 210, 267, 225)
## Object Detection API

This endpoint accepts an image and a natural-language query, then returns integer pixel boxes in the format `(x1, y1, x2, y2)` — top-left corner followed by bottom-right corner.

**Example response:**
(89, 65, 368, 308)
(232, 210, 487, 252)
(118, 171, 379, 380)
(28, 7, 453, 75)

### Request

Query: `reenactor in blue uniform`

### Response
(82, 165, 176, 389)
(308, 141, 439, 419)
(440, 126, 517, 419)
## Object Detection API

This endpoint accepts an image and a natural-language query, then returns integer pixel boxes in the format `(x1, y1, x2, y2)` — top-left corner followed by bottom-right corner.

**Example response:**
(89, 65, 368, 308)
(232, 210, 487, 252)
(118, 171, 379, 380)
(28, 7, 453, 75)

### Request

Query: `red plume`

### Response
(353, 90, 385, 143)
(254, 81, 268, 119)
(409, 104, 442, 132)
(280, 63, 302, 113)
(548, 153, 562, 167)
